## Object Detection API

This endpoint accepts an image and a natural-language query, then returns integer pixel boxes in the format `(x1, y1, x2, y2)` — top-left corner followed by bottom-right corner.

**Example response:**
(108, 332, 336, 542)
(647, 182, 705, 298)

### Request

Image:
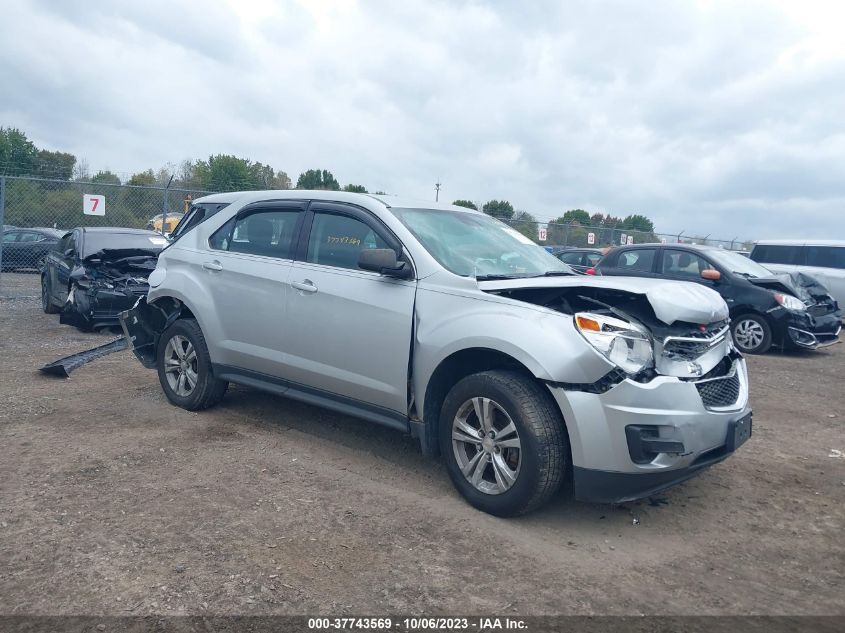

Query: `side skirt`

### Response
(212, 364, 410, 434)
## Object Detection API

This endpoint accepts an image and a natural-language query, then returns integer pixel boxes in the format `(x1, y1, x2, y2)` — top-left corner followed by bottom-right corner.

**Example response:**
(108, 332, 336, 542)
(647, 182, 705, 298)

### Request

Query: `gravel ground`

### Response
(0, 273, 843, 616)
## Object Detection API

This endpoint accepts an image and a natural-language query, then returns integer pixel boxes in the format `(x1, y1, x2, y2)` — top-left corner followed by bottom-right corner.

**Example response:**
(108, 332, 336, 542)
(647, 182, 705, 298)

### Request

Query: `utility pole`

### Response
(435, 179, 441, 202)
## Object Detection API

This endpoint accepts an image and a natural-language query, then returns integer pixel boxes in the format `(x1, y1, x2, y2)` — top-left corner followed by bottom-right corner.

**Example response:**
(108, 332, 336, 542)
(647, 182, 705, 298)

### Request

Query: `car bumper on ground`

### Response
(547, 359, 752, 503)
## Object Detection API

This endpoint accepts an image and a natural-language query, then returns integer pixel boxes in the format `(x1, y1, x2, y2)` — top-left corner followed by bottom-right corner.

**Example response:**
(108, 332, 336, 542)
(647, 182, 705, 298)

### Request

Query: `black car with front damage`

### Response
(42, 227, 167, 330)
(596, 243, 842, 354)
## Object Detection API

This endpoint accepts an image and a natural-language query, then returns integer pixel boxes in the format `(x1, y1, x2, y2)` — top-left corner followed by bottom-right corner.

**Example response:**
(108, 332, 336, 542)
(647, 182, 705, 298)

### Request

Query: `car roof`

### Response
(192, 189, 482, 214)
(754, 239, 845, 247)
(553, 247, 602, 252)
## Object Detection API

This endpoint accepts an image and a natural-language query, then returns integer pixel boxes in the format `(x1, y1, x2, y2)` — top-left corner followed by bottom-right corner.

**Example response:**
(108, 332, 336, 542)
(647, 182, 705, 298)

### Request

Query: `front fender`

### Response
(412, 287, 614, 419)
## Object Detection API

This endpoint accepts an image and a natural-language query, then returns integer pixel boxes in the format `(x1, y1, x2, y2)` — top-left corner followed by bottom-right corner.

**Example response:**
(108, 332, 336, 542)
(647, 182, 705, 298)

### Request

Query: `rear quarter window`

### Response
(805, 246, 845, 270)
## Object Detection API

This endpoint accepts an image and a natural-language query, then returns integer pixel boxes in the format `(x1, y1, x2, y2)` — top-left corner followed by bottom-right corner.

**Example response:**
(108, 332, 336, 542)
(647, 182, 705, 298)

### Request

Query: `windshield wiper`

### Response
(475, 273, 531, 281)
(535, 270, 574, 277)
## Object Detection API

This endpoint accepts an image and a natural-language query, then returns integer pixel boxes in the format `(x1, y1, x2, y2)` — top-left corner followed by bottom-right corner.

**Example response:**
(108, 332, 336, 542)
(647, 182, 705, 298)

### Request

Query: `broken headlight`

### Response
(773, 292, 805, 311)
(574, 312, 653, 375)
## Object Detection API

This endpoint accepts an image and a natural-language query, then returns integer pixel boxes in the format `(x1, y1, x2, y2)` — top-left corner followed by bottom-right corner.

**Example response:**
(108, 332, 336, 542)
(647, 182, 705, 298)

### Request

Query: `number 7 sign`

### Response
(83, 194, 105, 216)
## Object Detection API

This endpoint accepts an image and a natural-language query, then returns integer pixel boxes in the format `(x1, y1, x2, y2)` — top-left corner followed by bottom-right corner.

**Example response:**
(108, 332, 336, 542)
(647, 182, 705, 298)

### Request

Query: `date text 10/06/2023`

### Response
(307, 617, 528, 630)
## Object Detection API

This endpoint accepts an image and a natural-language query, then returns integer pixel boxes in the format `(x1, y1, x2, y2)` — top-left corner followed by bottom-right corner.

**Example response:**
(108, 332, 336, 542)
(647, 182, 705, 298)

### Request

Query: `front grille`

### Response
(695, 372, 740, 408)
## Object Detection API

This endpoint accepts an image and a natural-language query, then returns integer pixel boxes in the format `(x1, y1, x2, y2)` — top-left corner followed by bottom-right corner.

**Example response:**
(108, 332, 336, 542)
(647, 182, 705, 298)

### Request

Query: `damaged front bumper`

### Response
(61, 283, 149, 330)
(549, 356, 752, 503)
(783, 311, 842, 349)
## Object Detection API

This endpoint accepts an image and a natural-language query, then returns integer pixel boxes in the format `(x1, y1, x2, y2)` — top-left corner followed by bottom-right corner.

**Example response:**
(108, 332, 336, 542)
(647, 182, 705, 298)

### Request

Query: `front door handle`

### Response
(291, 279, 318, 293)
(202, 260, 223, 272)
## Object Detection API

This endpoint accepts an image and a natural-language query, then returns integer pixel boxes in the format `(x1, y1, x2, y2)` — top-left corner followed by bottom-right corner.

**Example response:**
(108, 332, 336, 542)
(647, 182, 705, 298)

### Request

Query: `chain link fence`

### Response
(501, 217, 754, 252)
(1, 174, 754, 285)
(0, 175, 212, 277)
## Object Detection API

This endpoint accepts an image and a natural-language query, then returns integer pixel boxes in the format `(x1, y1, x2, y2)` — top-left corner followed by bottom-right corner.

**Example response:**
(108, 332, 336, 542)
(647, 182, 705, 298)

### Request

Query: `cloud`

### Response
(2, 0, 844, 239)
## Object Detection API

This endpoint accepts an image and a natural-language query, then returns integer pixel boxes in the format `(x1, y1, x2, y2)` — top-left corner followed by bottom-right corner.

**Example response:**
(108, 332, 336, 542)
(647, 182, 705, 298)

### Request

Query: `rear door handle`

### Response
(202, 260, 223, 271)
(291, 279, 318, 293)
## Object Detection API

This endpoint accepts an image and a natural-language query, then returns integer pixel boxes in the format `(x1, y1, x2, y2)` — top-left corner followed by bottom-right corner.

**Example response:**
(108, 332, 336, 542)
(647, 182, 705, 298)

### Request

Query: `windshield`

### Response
(82, 232, 168, 258)
(389, 207, 572, 278)
(707, 249, 774, 278)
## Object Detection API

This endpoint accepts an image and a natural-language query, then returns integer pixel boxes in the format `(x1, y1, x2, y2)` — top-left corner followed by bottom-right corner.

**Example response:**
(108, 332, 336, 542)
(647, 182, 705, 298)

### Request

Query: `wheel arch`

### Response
(418, 347, 568, 457)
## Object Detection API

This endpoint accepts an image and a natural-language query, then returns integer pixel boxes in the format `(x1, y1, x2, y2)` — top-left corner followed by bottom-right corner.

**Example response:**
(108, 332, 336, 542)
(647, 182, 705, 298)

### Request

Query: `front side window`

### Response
(18, 232, 42, 243)
(751, 244, 802, 265)
(805, 246, 845, 270)
(617, 249, 656, 272)
(306, 212, 389, 270)
(210, 209, 302, 259)
(387, 207, 571, 278)
(661, 249, 714, 278)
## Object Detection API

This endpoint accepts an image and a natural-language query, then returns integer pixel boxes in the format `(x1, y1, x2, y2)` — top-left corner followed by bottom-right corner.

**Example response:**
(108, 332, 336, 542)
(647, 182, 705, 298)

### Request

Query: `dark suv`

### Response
(596, 244, 841, 354)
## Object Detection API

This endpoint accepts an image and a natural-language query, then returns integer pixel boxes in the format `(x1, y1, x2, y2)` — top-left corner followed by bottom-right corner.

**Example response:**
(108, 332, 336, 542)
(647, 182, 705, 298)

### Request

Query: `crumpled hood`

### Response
(748, 271, 834, 305)
(477, 276, 729, 325)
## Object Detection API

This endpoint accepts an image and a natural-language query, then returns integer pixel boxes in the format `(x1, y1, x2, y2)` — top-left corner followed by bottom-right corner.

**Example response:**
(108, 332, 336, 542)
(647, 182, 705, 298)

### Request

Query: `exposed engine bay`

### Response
(481, 279, 735, 382)
(60, 249, 158, 330)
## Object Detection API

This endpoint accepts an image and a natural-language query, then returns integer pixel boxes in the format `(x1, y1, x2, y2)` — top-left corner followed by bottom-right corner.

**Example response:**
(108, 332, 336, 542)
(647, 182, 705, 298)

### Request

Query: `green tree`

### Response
(621, 214, 655, 233)
(482, 199, 514, 220)
(128, 170, 156, 187)
(296, 169, 340, 190)
(343, 184, 368, 193)
(620, 214, 657, 244)
(452, 199, 478, 210)
(91, 170, 121, 185)
(0, 127, 38, 176)
(35, 149, 76, 180)
(510, 210, 539, 241)
(560, 209, 591, 225)
(194, 155, 259, 191)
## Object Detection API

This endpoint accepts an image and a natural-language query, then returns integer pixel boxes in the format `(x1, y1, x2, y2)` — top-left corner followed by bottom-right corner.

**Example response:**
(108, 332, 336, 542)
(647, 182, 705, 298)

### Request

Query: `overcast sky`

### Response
(3, 0, 844, 239)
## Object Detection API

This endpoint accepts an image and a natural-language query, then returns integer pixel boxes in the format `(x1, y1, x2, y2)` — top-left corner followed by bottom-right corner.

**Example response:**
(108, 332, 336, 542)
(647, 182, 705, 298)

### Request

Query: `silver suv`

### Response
(120, 191, 752, 516)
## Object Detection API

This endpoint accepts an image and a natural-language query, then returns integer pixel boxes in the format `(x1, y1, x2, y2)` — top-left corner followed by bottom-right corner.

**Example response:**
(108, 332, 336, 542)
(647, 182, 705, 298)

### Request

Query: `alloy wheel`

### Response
(451, 396, 522, 495)
(163, 335, 198, 396)
(734, 319, 765, 351)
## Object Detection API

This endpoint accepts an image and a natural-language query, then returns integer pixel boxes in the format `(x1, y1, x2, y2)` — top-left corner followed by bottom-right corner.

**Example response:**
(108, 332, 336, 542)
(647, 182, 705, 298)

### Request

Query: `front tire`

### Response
(731, 313, 772, 354)
(156, 319, 228, 410)
(439, 370, 568, 517)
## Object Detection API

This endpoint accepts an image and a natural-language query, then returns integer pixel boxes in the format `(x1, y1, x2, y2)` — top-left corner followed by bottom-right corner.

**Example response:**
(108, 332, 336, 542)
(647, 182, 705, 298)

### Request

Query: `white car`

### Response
(750, 240, 845, 309)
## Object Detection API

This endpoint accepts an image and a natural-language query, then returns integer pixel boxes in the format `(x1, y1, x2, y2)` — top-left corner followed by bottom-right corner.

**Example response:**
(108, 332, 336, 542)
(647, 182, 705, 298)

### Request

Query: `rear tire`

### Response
(156, 319, 228, 410)
(731, 313, 772, 354)
(439, 370, 568, 517)
(42, 275, 59, 314)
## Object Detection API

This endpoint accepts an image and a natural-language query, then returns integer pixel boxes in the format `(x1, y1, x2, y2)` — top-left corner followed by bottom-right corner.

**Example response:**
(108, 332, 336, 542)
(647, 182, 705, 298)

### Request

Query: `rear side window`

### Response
(306, 212, 389, 270)
(751, 244, 802, 265)
(210, 209, 302, 259)
(557, 252, 584, 265)
(616, 249, 656, 272)
(805, 246, 845, 270)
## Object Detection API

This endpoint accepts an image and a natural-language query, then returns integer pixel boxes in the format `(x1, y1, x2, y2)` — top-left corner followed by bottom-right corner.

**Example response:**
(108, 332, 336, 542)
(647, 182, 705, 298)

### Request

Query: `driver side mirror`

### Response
(64, 248, 75, 258)
(701, 269, 721, 281)
(358, 248, 412, 279)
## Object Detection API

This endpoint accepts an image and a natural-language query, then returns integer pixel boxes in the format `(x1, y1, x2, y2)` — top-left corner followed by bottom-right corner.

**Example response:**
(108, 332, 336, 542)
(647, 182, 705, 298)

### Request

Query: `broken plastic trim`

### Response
(39, 337, 128, 378)
(546, 367, 628, 394)
(118, 296, 183, 368)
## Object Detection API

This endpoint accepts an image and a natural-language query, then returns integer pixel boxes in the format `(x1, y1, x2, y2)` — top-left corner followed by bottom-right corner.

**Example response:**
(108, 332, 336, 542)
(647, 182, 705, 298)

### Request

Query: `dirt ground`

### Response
(0, 273, 842, 616)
